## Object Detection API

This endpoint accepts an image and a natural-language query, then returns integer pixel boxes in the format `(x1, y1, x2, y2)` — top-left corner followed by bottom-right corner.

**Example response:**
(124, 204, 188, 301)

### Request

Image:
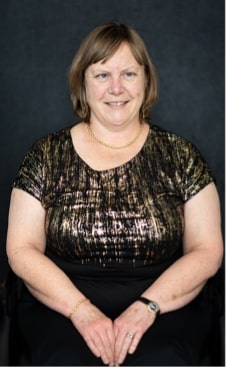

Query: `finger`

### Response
(99, 330, 115, 365)
(85, 326, 114, 366)
(87, 334, 112, 365)
(84, 334, 101, 359)
(106, 327, 115, 357)
(114, 331, 125, 360)
(116, 332, 135, 366)
(128, 333, 141, 354)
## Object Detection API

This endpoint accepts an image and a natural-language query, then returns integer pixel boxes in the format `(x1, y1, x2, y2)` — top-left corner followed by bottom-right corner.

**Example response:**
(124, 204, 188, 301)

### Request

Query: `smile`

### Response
(106, 101, 128, 106)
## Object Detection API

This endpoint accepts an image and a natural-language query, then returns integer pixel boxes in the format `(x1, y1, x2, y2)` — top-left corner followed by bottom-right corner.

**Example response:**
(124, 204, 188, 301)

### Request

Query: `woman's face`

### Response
(85, 42, 145, 128)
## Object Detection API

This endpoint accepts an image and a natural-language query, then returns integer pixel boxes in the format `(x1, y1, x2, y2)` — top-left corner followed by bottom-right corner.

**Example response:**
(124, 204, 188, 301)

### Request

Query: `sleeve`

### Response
(12, 139, 45, 203)
(177, 139, 215, 202)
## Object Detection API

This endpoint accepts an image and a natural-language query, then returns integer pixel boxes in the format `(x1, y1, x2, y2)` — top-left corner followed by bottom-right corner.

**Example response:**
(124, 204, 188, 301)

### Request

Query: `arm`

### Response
(114, 182, 224, 364)
(140, 182, 223, 311)
(6, 188, 115, 365)
(6, 188, 85, 316)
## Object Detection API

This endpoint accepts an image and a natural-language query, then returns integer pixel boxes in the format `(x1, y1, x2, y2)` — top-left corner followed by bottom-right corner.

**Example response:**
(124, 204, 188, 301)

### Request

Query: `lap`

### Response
(18, 290, 213, 366)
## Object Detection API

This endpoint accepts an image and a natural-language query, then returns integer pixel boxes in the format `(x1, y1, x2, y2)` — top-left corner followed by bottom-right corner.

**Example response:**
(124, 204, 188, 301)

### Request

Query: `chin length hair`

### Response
(68, 21, 158, 123)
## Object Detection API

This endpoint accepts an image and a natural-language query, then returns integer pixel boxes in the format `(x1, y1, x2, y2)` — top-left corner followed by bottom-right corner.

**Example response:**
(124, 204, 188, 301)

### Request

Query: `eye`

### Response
(124, 71, 137, 79)
(95, 73, 109, 80)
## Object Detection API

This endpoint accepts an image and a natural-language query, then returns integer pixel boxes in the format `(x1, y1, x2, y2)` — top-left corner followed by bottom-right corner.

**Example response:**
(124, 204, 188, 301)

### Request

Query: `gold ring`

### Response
(126, 332, 134, 339)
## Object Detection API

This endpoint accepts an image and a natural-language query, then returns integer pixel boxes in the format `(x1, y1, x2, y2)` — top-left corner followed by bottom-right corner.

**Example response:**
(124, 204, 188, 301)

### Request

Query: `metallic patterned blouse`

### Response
(13, 124, 214, 267)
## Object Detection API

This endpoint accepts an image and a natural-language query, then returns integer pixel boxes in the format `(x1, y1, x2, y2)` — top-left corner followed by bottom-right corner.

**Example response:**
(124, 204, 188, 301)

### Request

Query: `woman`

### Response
(6, 21, 223, 366)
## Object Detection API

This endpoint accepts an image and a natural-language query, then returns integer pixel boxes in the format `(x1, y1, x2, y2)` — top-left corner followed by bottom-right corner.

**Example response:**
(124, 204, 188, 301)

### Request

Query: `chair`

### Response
(200, 268, 225, 365)
(6, 270, 31, 366)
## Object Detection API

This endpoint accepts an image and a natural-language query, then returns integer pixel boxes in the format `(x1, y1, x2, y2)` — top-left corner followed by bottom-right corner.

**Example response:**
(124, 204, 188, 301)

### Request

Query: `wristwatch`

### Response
(137, 296, 160, 315)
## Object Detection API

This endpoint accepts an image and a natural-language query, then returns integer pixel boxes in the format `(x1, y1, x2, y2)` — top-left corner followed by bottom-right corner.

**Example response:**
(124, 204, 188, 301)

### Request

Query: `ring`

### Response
(126, 332, 134, 339)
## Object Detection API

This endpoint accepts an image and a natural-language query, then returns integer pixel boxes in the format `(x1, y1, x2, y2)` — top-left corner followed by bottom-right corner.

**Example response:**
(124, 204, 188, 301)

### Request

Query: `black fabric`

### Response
(12, 124, 214, 268)
(17, 288, 213, 366)
(16, 257, 213, 366)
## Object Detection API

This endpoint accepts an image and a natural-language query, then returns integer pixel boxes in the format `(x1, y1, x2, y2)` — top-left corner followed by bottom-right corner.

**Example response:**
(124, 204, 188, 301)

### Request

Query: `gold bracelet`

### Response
(69, 298, 90, 319)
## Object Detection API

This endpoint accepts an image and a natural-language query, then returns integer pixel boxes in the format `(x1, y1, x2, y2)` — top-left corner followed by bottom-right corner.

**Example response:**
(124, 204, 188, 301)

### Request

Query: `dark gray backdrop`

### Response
(0, 0, 224, 282)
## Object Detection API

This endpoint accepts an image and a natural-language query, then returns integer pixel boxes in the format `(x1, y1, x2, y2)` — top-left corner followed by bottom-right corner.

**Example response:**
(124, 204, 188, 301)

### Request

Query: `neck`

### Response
(87, 122, 144, 150)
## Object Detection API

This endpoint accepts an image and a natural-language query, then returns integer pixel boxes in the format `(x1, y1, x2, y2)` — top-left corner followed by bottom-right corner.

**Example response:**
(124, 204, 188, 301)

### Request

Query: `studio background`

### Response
(0, 0, 224, 283)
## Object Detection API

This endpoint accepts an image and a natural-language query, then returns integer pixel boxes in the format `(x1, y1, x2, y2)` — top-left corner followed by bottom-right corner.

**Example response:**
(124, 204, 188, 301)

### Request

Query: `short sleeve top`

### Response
(12, 124, 215, 266)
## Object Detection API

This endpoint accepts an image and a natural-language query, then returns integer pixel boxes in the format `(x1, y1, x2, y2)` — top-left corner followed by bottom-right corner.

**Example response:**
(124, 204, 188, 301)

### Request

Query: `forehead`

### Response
(89, 43, 142, 70)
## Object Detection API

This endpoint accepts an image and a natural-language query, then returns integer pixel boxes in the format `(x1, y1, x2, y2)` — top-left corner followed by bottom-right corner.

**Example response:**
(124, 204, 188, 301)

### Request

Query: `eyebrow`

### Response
(88, 65, 142, 74)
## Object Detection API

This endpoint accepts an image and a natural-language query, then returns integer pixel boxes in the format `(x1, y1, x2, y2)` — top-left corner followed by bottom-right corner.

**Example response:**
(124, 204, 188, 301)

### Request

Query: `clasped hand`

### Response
(71, 301, 156, 366)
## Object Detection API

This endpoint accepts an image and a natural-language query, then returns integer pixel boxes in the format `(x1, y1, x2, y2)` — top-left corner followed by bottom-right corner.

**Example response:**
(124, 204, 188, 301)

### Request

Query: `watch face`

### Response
(148, 302, 159, 313)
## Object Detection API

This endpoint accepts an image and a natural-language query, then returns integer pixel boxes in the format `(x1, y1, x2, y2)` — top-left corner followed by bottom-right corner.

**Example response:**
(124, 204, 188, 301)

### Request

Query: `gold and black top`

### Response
(13, 124, 214, 267)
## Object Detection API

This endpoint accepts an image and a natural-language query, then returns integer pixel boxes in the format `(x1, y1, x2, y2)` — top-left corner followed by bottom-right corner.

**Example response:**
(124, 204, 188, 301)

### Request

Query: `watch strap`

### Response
(137, 296, 160, 315)
(138, 296, 152, 304)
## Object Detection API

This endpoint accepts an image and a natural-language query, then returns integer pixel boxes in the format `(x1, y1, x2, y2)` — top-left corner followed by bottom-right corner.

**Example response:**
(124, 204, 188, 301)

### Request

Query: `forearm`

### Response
(142, 248, 222, 314)
(8, 247, 85, 318)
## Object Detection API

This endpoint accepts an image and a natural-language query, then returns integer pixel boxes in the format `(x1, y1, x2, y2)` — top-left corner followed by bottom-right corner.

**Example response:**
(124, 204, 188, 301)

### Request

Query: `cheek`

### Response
(131, 78, 145, 98)
(134, 83, 145, 102)
(86, 83, 106, 102)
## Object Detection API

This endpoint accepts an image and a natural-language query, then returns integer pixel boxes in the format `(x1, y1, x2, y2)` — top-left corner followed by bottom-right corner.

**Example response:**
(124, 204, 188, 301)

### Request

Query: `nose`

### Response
(108, 76, 124, 95)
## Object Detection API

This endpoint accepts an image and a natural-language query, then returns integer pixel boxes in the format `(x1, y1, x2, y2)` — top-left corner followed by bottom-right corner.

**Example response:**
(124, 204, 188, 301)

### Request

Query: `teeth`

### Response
(108, 101, 125, 106)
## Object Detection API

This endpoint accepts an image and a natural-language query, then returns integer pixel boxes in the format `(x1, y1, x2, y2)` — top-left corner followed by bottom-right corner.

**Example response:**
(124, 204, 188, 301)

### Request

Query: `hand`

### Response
(113, 301, 156, 365)
(71, 301, 115, 366)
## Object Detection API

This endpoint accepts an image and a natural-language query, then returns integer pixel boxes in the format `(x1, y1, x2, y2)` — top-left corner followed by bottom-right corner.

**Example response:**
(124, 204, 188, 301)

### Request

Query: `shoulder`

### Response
(35, 125, 72, 148)
(149, 123, 199, 161)
(150, 123, 206, 156)
(150, 124, 215, 200)
(29, 125, 73, 159)
(148, 122, 214, 179)
(150, 123, 192, 146)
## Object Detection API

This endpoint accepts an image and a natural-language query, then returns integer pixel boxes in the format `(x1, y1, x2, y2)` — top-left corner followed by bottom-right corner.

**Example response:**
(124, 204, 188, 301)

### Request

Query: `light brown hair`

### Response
(69, 21, 158, 123)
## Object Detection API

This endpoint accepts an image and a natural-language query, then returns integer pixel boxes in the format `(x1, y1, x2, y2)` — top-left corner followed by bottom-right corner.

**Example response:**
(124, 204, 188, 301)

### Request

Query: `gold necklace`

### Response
(87, 123, 144, 150)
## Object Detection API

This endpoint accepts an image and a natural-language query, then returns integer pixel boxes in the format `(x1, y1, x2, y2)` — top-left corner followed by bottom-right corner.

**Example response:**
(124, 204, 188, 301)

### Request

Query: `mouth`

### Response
(105, 101, 128, 107)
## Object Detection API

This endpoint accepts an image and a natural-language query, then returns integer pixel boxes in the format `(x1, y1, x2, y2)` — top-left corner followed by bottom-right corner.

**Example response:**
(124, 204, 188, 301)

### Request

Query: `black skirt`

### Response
(17, 250, 213, 366)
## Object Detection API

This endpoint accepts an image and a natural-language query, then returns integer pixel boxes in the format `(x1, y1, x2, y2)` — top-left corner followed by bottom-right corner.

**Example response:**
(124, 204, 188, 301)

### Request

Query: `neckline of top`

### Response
(66, 124, 153, 174)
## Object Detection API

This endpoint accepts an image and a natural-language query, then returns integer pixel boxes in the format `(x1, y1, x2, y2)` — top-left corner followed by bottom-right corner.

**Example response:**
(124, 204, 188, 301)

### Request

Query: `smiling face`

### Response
(84, 43, 146, 128)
